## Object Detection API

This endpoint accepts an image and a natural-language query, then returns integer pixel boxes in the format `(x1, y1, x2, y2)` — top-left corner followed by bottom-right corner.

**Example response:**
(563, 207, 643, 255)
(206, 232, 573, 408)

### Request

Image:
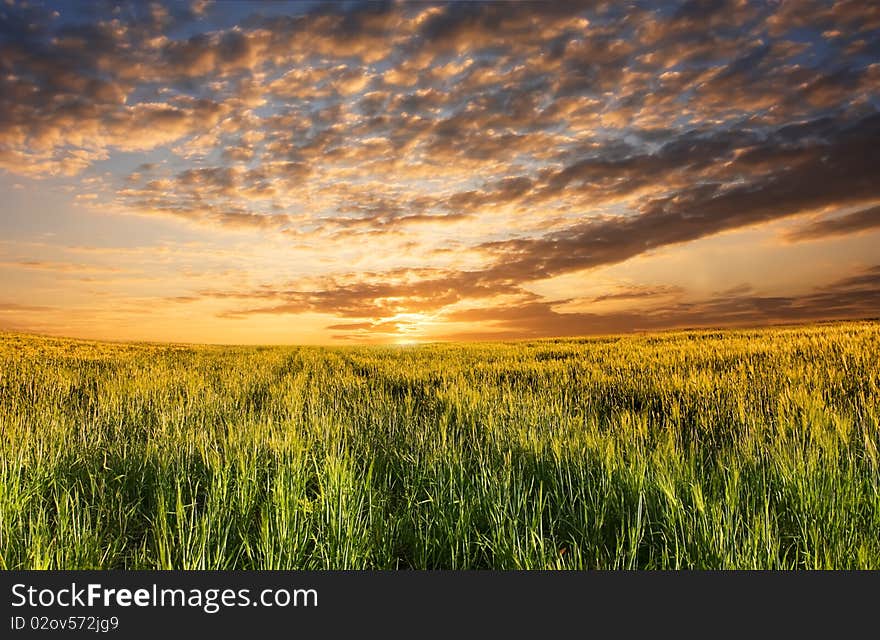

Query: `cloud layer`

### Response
(1, 0, 879, 341)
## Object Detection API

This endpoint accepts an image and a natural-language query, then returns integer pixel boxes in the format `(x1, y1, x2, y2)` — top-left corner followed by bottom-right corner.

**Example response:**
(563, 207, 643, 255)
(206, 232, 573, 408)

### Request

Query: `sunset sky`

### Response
(1, 0, 879, 344)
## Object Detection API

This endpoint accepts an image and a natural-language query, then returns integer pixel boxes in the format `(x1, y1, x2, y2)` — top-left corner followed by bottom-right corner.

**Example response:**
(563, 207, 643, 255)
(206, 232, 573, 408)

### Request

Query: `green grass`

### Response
(1, 321, 879, 569)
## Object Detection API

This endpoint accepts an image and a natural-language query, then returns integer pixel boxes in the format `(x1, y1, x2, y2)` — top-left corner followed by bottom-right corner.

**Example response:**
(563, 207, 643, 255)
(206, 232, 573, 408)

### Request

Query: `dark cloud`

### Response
(590, 284, 684, 303)
(787, 204, 880, 241)
(475, 112, 880, 284)
(416, 1, 597, 55)
(438, 265, 880, 340)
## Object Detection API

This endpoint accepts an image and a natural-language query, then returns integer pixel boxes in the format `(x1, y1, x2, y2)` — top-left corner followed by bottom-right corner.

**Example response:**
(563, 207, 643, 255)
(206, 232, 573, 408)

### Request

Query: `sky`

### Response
(0, 0, 879, 344)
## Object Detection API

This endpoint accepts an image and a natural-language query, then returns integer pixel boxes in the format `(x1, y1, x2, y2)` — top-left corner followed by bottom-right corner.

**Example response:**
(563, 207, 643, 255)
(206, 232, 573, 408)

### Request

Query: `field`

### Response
(1, 321, 879, 569)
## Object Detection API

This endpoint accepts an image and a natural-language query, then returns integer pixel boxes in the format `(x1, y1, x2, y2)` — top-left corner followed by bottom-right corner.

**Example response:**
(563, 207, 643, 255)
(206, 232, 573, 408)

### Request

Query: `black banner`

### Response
(1, 571, 877, 637)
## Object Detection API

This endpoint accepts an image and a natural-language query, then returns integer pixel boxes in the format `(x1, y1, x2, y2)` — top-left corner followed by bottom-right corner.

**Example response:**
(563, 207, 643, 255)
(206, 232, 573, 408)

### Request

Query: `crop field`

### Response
(1, 321, 879, 569)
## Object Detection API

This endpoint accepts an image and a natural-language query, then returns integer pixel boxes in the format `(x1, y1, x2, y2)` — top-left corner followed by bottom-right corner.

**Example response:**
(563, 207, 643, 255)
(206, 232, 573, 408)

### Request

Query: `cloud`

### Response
(589, 284, 684, 303)
(212, 267, 520, 320)
(0, 301, 54, 312)
(3, 1, 880, 341)
(0, 260, 126, 274)
(787, 204, 880, 241)
(437, 265, 880, 340)
(473, 112, 880, 284)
